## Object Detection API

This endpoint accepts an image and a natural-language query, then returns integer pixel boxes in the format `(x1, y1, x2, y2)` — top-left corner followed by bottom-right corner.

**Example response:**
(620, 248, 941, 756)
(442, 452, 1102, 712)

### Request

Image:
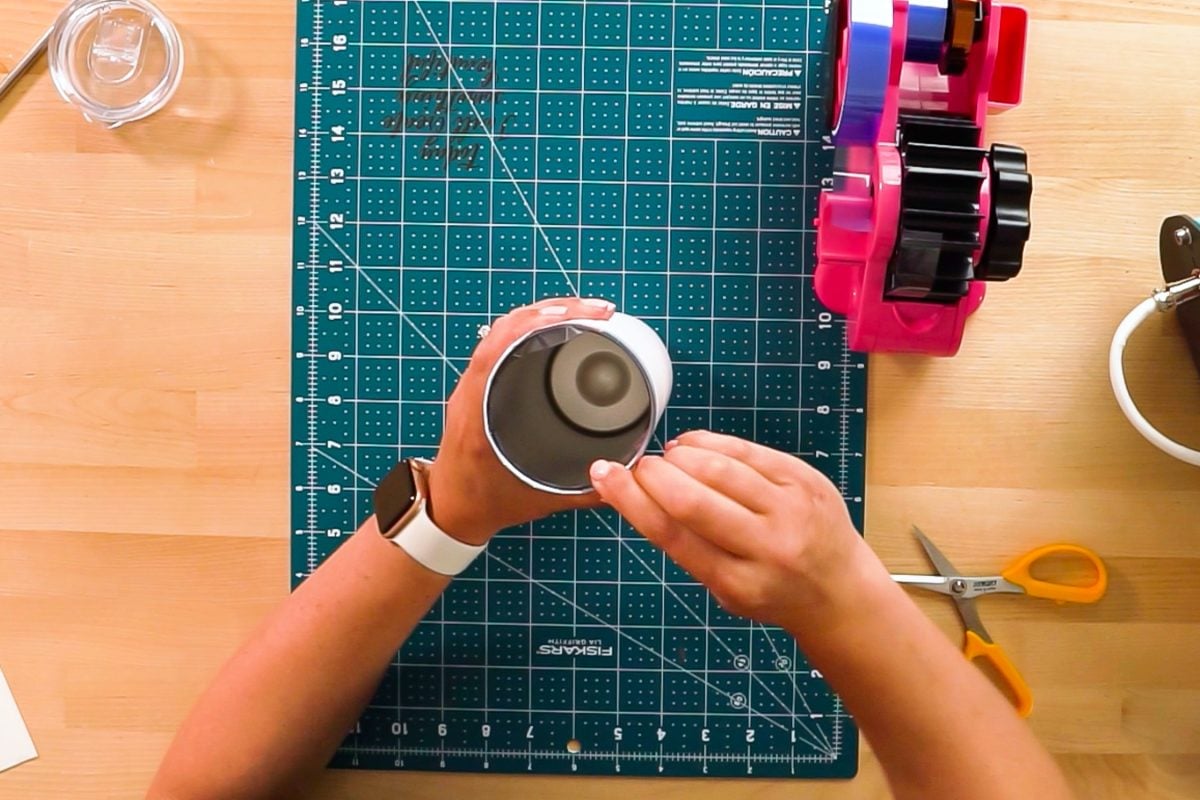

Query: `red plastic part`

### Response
(989, 5, 1028, 108)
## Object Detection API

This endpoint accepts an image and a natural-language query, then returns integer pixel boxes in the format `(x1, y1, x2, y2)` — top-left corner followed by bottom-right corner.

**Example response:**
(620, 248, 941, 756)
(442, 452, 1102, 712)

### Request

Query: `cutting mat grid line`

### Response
(291, 0, 866, 778)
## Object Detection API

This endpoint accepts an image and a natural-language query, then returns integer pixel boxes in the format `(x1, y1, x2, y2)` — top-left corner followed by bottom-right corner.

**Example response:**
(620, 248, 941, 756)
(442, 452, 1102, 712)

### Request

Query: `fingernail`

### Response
(590, 460, 612, 481)
(664, 439, 679, 451)
(538, 305, 569, 316)
(583, 298, 616, 310)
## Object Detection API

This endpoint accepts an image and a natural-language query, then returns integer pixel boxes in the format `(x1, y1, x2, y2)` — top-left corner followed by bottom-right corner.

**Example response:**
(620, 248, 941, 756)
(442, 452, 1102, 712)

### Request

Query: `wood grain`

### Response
(1, 0, 1198, 797)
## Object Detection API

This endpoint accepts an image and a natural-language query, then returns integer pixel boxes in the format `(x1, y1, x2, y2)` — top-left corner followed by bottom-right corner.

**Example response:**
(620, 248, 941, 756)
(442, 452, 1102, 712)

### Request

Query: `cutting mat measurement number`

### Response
(291, 0, 866, 779)
(347, 659, 846, 776)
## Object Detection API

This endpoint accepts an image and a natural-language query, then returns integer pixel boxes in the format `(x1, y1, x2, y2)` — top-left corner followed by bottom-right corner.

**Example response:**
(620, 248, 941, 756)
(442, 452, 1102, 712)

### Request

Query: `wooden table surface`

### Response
(1, 1, 1197, 797)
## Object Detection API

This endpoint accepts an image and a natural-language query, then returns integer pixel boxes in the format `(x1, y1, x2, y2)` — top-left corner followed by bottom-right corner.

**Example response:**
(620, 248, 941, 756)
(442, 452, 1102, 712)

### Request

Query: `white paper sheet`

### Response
(0, 667, 36, 773)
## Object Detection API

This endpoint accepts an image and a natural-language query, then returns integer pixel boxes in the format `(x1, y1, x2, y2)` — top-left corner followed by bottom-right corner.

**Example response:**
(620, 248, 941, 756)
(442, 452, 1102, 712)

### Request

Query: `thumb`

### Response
(589, 459, 728, 585)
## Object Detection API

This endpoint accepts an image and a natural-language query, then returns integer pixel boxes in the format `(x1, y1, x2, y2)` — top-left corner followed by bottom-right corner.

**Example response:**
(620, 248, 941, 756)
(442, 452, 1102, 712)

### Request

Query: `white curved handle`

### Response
(1108, 298, 1200, 466)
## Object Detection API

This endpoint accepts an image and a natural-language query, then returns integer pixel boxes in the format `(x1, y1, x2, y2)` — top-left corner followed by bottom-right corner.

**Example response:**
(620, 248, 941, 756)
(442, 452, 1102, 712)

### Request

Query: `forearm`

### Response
(149, 518, 450, 800)
(792, 540, 1073, 800)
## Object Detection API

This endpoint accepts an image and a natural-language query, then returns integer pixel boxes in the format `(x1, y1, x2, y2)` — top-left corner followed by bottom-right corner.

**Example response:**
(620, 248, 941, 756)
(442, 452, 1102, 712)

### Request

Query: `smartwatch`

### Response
(372, 458, 486, 576)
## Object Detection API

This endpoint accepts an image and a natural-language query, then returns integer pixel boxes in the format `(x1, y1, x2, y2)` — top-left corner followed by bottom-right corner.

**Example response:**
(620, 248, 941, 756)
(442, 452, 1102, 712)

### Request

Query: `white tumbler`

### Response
(483, 313, 673, 494)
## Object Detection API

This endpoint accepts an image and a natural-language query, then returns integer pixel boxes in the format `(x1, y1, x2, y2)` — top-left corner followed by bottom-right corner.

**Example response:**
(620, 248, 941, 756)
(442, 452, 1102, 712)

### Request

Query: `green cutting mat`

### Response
(291, 0, 866, 778)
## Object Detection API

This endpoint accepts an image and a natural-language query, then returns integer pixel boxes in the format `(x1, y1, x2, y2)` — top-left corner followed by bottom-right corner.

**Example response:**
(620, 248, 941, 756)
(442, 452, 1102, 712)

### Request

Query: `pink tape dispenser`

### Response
(815, 0, 1032, 356)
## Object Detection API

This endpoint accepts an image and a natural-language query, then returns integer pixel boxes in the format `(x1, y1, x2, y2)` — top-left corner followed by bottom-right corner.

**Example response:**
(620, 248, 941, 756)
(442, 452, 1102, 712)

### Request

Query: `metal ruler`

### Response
(291, 0, 866, 778)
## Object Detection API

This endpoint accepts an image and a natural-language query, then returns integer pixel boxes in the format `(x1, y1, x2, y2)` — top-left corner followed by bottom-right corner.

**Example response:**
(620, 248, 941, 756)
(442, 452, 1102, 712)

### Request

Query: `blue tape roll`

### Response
(831, 0, 894, 148)
(905, 0, 949, 63)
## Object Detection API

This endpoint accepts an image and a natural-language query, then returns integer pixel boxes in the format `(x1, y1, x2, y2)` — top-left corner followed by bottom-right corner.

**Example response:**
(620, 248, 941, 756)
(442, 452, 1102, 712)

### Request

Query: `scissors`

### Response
(891, 527, 1108, 717)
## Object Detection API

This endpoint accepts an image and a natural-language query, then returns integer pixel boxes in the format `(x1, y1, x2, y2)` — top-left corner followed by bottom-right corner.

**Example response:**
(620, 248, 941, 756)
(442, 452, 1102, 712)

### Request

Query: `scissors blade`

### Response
(912, 526, 963, 578)
(953, 597, 995, 644)
(891, 574, 957, 595)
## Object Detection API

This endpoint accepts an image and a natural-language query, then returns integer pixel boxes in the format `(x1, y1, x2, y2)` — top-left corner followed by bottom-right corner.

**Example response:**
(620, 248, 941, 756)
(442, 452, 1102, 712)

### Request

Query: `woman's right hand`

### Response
(588, 430, 887, 631)
(593, 431, 1080, 800)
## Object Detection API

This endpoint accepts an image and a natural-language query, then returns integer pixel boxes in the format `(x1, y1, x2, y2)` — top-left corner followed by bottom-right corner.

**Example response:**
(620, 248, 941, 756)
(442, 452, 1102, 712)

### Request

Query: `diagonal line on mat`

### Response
(410, 0, 580, 298)
(756, 622, 834, 752)
(314, 446, 379, 489)
(487, 550, 837, 753)
(315, 224, 463, 377)
(586, 509, 833, 754)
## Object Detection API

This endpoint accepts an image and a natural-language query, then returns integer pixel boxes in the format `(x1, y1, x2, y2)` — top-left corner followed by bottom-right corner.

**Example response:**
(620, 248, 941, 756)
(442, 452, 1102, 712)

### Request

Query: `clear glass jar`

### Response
(48, 0, 184, 128)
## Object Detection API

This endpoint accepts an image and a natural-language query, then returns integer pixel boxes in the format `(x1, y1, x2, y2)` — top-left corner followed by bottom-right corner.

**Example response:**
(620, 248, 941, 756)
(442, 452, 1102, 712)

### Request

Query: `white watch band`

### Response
(388, 504, 486, 577)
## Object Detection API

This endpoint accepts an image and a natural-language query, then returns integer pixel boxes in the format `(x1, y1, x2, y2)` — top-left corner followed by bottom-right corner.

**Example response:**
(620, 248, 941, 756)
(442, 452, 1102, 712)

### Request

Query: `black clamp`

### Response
(976, 144, 1032, 282)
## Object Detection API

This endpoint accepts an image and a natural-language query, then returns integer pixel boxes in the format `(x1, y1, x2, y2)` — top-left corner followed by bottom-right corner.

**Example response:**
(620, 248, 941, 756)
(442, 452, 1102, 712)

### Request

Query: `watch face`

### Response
(374, 461, 419, 533)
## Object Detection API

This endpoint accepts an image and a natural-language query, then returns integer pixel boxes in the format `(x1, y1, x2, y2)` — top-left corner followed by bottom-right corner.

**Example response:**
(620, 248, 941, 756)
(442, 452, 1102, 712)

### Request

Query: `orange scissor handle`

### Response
(963, 630, 1034, 718)
(1000, 544, 1108, 604)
